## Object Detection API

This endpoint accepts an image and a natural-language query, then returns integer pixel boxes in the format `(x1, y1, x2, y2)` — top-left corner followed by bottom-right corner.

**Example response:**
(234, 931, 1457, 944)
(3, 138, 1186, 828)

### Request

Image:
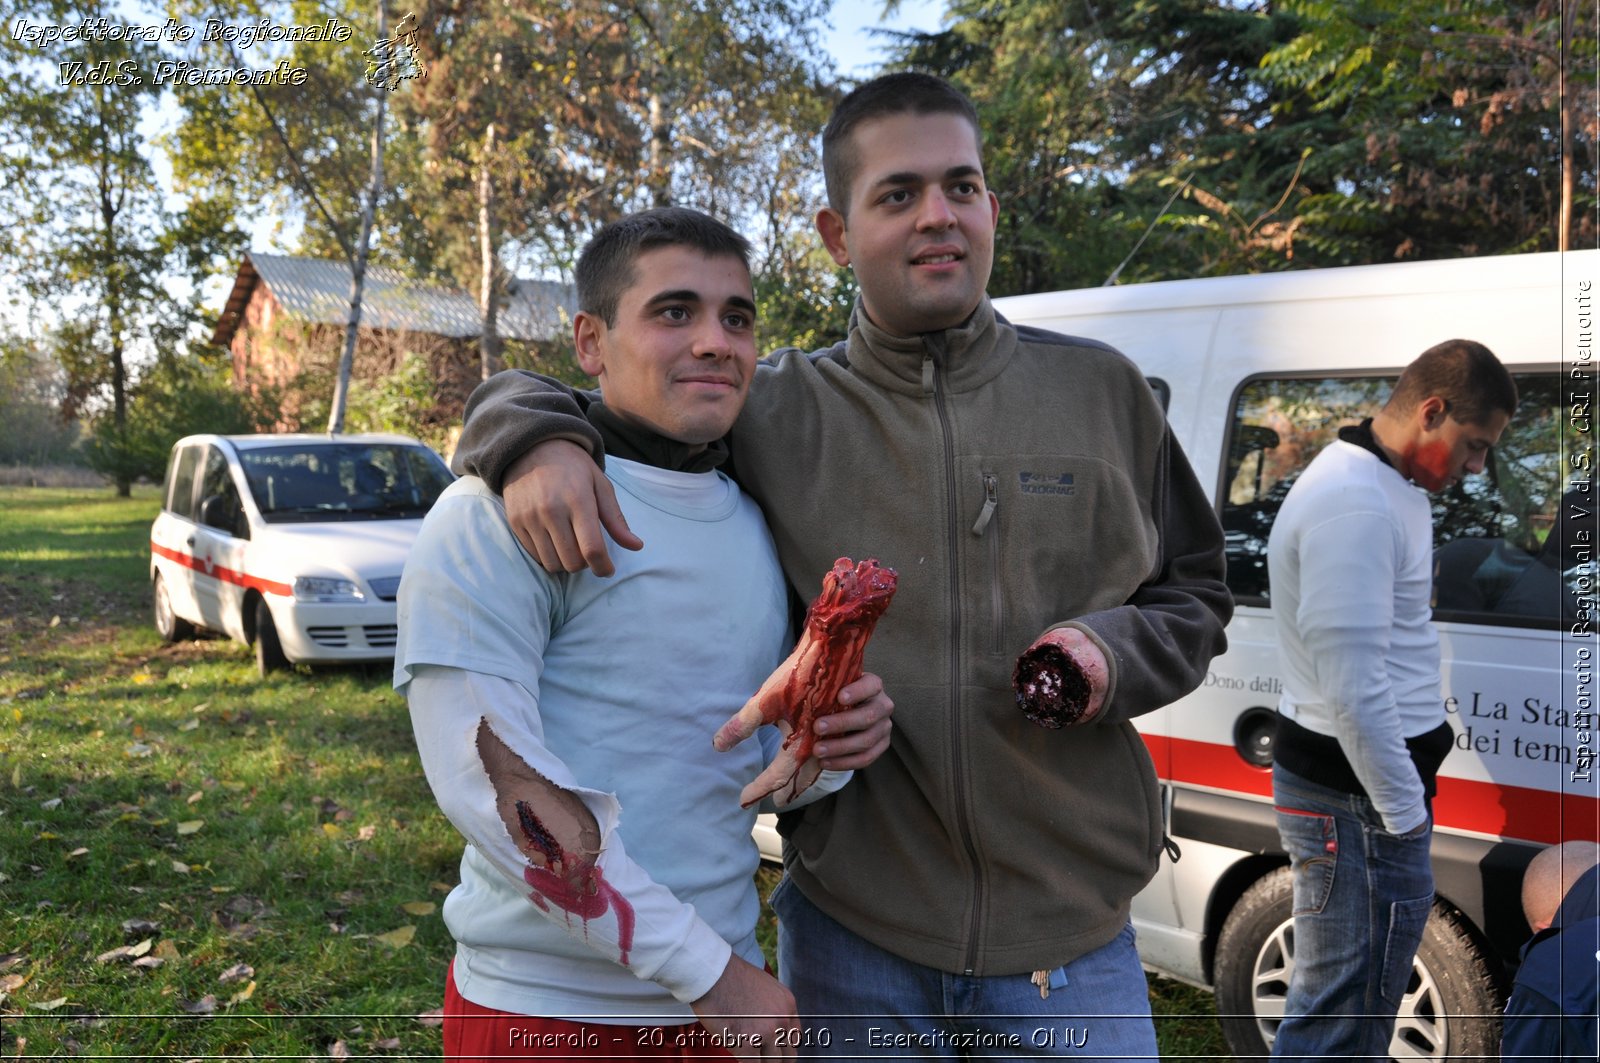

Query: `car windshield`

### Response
(238, 442, 454, 523)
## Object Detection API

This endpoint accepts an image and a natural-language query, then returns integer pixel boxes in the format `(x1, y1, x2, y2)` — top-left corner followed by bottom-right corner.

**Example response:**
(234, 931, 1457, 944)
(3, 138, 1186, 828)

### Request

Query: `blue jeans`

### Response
(772, 876, 1159, 1061)
(1269, 765, 1434, 1062)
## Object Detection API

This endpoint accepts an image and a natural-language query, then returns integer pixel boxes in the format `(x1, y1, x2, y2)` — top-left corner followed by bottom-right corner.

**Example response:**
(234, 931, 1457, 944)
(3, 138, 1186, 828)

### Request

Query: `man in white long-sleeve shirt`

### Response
(395, 208, 893, 1062)
(1266, 338, 1516, 1061)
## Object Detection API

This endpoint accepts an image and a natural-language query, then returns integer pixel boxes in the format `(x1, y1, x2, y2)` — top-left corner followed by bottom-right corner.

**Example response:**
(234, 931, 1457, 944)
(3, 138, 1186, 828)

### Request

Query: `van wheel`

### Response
(1213, 867, 1501, 1062)
(153, 575, 195, 643)
(254, 599, 289, 675)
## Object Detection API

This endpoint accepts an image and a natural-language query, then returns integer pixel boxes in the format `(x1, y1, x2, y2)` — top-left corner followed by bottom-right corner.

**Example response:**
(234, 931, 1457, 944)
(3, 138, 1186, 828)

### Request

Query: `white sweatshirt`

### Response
(396, 464, 847, 1020)
(1267, 438, 1442, 834)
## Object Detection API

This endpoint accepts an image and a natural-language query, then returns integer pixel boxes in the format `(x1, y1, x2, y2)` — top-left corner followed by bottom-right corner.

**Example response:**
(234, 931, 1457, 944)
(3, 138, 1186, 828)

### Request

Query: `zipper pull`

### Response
(921, 355, 936, 396)
(971, 474, 997, 536)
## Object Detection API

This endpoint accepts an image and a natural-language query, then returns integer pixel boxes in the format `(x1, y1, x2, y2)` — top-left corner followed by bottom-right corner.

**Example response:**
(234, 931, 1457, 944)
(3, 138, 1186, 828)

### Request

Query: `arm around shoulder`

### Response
(454, 369, 603, 489)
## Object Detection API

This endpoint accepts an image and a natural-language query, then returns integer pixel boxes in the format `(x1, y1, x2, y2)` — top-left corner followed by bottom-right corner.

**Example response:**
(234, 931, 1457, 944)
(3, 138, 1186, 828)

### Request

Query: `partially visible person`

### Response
(452, 72, 1232, 1057)
(1502, 840, 1600, 1063)
(1265, 339, 1517, 1061)
(395, 207, 893, 1062)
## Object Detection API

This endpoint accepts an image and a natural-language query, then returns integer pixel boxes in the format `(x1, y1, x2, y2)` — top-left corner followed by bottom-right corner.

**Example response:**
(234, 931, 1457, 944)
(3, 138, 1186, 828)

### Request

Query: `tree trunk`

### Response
(330, 4, 389, 434)
(96, 83, 131, 497)
(478, 121, 503, 380)
(1559, 0, 1577, 252)
(648, 89, 672, 207)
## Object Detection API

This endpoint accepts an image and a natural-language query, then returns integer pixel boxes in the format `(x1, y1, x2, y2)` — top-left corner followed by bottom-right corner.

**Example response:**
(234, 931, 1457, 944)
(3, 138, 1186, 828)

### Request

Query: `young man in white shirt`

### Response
(396, 208, 893, 1062)
(1266, 338, 1516, 1060)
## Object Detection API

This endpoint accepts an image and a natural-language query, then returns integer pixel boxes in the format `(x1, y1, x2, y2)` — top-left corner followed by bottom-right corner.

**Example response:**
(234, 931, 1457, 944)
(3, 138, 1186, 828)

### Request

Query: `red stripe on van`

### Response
(1144, 734, 1598, 847)
(151, 541, 293, 597)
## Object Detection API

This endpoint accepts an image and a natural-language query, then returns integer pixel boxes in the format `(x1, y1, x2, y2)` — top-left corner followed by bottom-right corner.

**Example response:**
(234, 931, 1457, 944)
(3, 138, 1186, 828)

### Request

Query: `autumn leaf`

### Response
(399, 901, 435, 917)
(178, 994, 217, 1014)
(30, 997, 69, 1011)
(322, 823, 342, 838)
(218, 963, 254, 984)
(415, 1008, 444, 1027)
(372, 925, 415, 949)
(178, 719, 200, 732)
(176, 820, 204, 835)
(328, 1040, 350, 1060)
(227, 980, 257, 1006)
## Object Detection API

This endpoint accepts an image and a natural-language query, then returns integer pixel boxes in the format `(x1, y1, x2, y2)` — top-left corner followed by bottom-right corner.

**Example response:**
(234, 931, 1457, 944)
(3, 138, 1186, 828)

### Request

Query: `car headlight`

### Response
(293, 577, 367, 603)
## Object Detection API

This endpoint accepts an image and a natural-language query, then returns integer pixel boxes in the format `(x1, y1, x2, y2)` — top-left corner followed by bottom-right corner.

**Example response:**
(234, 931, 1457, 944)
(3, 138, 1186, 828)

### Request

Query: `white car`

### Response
(150, 433, 455, 674)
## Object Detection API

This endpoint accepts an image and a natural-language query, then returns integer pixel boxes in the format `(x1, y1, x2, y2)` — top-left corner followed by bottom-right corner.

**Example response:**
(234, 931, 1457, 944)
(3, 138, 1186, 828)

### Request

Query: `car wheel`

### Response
(153, 574, 195, 643)
(1213, 866, 1501, 1062)
(254, 598, 290, 675)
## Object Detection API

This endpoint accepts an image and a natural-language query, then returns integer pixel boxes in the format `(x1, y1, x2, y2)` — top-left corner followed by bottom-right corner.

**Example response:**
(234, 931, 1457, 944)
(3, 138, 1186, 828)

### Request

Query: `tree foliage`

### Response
(0, 0, 244, 492)
(886, 0, 1596, 291)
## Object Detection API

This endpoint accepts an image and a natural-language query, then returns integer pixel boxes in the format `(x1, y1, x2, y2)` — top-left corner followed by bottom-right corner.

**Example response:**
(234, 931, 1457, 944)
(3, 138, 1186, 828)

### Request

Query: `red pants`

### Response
(443, 962, 737, 1061)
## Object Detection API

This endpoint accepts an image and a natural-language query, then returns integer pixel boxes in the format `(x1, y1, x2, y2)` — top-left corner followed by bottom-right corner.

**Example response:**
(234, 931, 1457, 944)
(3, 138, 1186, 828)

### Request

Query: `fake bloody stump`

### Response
(514, 799, 636, 965)
(715, 557, 897, 803)
(1013, 640, 1092, 728)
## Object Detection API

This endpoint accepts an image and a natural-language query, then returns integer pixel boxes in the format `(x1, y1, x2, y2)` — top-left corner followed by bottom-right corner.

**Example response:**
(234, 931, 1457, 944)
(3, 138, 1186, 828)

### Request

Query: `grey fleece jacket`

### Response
(454, 297, 1232, 976)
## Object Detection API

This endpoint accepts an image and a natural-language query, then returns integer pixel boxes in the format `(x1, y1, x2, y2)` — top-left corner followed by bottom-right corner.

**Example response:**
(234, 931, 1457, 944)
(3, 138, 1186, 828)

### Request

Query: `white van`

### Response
(150, 433, 455, 674)
(993, 249, 1598, 1061)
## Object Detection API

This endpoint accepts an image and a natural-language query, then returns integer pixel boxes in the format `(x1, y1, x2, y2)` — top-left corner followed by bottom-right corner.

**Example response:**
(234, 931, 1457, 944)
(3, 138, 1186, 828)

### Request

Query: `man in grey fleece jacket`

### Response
(454, 73, 1232, 1057)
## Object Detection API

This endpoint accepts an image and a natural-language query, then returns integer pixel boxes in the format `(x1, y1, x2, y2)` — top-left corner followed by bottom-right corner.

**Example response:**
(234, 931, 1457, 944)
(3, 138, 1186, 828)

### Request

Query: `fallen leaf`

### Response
(171, 860, 191, 874)
(132, 956, 164, 970)
(65, 848, 89, 860)
(178, 719, 200, 732)
(374, 1037, 401, 1050)
(372, 925, 415, 949)
(218, 963, 254, 984)
(131, 671, 154, 684)
(125, 743, 153, 758)
(321, 823, 342, 838)
(128, 938, 154, 958)
(186, 791, 203, 804)
(40, 798, 62, 811)
(176, 820, 204, 836)
(399, 901, 435, 917)
(357, 825, 377, 841)
(227, 980, 256, 1006)
(121, 919, 160, 935)
(30, 997, 69, 1011)
(328, 1040, 350, 1060)
(96, 946, 133, 965)
(152, 940, 181, 960)
(1, 973, 29, 992)
(430, 881, 452, 894)
(415, 1008, 444, 1027)
(178, 994, 217, 1014)
(50, 615, 60, 628)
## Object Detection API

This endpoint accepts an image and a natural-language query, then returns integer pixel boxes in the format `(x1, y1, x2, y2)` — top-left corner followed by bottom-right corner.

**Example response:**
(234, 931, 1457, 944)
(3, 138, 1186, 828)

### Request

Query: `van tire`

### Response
(1214, 866, 1501, 1062)
(254, 599, 289, 675)
(153, 574, 195, 643)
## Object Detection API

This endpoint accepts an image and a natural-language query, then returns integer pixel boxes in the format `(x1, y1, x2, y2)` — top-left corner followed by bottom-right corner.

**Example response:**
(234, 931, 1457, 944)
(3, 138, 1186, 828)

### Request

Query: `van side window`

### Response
(198, 446, 248, 539)
(165, 445, 203, 521)
(1221, 372, 1574, 628)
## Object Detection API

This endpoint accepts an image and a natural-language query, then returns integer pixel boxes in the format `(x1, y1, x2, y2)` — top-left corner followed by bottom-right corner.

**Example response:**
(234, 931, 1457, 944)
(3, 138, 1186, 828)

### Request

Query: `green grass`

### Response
(0, 486, 1232, 1058)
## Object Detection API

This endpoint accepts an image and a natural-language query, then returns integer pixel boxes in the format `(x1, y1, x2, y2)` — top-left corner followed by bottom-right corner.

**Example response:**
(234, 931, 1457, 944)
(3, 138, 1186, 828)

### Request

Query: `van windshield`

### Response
(238, 443, 454, 523)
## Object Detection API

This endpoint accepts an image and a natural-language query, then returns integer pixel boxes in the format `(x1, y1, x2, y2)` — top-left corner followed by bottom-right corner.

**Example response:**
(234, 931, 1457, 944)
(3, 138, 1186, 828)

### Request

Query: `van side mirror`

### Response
(199, 494, 245, 538)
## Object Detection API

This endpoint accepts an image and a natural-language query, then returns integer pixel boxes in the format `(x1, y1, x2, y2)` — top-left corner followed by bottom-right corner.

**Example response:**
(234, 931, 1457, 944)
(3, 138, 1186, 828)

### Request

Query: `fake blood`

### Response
(514, 799, 635, 966)
(719, 558, 897, 775)
(1013, 641, 1092, 729)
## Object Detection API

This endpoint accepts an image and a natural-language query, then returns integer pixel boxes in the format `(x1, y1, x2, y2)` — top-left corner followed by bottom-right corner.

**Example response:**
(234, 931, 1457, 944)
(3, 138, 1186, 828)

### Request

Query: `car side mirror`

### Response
(199, 494, 244, 537)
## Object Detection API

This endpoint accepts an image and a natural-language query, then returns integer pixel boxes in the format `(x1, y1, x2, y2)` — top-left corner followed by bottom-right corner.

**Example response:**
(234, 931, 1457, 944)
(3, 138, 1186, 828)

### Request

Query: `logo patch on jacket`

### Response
(1019, 471, 1075, 496)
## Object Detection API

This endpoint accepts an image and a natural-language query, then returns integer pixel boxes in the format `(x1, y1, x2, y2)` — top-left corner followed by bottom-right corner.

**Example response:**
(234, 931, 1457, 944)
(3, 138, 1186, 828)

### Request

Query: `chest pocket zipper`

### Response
(971, 473, 1003, 654)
